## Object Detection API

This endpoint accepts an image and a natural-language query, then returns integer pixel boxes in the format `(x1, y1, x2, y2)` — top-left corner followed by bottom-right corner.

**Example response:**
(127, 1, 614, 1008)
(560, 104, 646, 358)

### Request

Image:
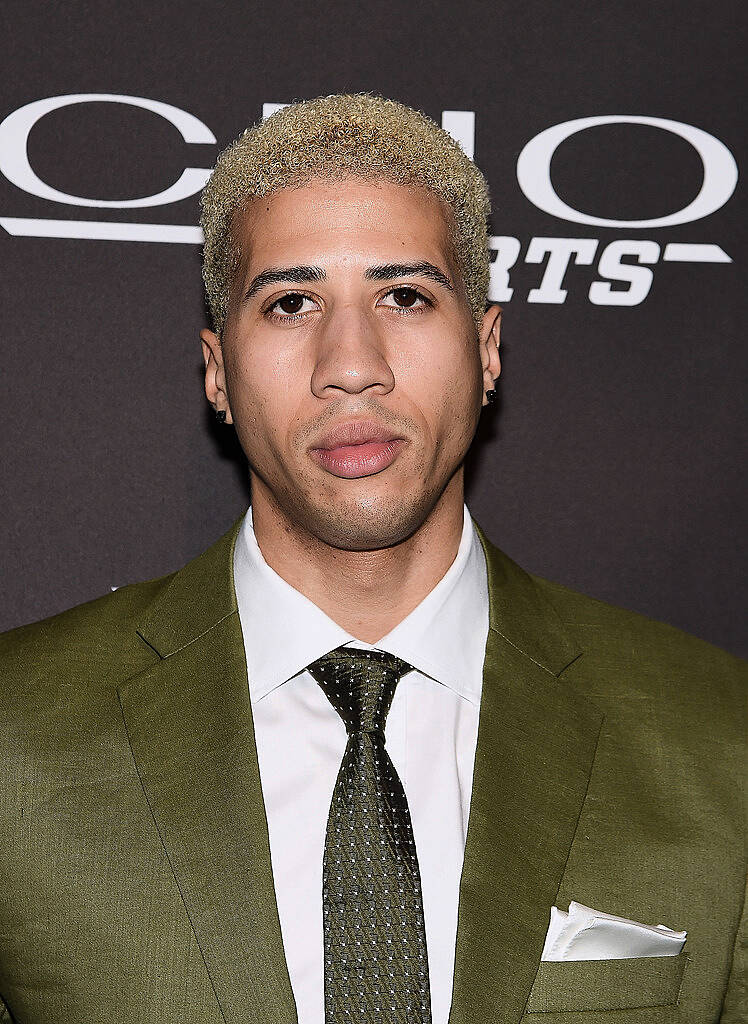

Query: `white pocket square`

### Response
(541, 901, 687, 961)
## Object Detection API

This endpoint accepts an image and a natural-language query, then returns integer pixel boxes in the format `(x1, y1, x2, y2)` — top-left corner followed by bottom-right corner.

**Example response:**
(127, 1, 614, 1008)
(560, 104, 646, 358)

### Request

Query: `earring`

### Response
(485, 388, 497, 406)
(214, 409, 227, 424)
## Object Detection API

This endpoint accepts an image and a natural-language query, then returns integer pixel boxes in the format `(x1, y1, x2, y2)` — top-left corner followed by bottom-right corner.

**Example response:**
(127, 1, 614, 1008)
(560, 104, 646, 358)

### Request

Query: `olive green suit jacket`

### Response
(0, 516, 745, 1024)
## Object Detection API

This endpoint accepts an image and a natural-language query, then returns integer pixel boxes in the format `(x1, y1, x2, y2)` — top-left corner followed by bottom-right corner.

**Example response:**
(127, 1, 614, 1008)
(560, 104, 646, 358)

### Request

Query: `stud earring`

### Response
(214, 409, 227, 424)
(485, 387, 497, 406)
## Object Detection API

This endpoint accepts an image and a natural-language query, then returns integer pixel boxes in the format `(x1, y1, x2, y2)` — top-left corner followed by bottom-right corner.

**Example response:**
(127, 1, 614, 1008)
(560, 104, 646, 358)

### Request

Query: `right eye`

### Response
(266, 293, 318, 320)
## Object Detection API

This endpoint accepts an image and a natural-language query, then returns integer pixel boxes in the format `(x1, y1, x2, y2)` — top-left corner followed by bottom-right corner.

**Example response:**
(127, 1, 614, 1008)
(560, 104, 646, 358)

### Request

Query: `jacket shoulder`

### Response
(533, 571, 744, 661)
(0, 572, 175, 695)
(531, 571, 747, 709)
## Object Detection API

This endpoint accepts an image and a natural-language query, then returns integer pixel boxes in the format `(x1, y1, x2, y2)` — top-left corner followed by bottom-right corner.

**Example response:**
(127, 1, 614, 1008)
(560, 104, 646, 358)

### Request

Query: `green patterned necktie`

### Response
(306, 646, 432, 1023)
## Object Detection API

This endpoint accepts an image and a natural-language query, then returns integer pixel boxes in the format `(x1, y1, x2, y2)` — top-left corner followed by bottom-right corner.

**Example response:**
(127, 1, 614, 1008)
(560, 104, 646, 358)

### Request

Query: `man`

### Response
(0, 93, 744, 1024)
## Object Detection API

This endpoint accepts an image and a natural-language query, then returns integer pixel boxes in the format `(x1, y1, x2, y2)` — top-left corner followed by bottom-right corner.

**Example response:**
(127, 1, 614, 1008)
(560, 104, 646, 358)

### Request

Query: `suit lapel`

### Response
(449, 525, 604, 1024)
(118, 518, 297, 1024)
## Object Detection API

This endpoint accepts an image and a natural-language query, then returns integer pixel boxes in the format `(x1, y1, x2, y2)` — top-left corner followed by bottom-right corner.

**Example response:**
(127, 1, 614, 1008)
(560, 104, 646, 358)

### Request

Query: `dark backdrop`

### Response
(1, 0, 745, 657)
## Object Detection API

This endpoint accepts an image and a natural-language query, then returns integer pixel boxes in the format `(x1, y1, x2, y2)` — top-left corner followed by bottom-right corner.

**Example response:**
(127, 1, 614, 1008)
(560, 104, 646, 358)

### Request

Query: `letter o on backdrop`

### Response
(516, 114, 738, 228)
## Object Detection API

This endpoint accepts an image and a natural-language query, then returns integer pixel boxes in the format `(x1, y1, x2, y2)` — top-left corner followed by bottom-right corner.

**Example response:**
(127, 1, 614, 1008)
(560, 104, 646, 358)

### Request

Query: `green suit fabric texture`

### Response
(0, 514, 745, 1024)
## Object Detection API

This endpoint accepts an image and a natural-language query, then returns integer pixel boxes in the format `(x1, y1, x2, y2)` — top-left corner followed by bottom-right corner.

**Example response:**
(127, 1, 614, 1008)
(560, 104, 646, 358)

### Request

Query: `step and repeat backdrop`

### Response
(1, 1, 745, 655)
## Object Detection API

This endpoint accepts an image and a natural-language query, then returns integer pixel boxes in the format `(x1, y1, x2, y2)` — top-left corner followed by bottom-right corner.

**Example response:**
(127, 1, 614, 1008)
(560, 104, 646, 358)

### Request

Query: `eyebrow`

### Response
(242, 260, 454, 301)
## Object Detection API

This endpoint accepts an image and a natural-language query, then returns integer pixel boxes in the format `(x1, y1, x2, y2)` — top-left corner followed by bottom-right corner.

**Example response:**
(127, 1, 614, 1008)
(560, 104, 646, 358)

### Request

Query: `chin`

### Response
(293, 488, 439, 552)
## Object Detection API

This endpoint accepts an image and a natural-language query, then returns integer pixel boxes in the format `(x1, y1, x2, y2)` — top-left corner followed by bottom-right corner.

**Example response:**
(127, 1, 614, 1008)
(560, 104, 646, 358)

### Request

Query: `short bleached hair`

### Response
(200, 92, 492, 334)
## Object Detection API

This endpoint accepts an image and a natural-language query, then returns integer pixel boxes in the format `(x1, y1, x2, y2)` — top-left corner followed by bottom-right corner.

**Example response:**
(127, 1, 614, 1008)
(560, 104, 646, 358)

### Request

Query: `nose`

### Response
(310, 302, 395, 399)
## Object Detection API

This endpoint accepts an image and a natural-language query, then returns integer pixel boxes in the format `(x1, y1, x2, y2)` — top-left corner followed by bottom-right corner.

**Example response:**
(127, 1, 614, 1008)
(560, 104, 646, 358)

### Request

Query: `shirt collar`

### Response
(233, 504, 488, 706)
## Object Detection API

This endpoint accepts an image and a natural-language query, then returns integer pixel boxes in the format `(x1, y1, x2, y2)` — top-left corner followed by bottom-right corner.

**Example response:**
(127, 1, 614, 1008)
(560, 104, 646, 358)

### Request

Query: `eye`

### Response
(265, 292, 318, 320)
(378, 286, 432, 312)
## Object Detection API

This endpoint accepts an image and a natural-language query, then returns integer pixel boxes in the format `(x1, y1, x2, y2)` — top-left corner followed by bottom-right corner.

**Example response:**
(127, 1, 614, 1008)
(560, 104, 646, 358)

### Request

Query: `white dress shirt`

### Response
(232, 504, 489, 1024)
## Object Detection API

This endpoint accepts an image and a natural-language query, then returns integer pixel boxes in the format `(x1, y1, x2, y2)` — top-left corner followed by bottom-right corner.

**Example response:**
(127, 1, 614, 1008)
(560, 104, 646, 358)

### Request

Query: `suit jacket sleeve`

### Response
(0, 991, 12, 1022)
(720, 874, 747, 1021)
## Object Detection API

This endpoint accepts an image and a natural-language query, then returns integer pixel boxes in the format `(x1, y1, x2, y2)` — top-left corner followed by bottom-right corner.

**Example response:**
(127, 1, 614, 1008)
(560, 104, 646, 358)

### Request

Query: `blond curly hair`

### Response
(200, 92, 492, 334)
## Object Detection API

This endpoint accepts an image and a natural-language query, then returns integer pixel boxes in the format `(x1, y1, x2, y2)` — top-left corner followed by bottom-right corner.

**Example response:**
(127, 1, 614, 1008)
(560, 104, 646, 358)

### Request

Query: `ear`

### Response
(200, 328, 234, 425)
(478, 304, 502, 406)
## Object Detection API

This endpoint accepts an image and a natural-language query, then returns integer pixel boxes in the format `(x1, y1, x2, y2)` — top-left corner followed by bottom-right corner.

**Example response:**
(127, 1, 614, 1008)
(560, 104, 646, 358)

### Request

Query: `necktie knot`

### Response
(306, 646, 412, 735)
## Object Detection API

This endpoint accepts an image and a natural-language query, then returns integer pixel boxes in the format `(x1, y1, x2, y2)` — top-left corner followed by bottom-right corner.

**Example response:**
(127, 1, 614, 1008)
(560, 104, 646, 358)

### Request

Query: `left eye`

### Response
(379, 287, 430, 310)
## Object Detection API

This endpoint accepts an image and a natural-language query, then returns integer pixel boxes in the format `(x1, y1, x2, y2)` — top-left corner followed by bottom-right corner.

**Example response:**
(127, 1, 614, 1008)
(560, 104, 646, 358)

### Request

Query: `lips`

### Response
(310, 421, 406, 479)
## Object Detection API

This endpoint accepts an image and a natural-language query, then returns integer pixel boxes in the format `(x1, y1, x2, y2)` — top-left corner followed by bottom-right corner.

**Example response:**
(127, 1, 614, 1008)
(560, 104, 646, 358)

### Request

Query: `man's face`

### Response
(202, 177, 500, 551)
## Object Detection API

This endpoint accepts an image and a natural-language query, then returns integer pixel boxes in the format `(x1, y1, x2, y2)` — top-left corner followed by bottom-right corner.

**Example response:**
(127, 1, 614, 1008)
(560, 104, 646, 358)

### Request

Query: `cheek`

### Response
(225, 346, 314, 475)
(226, 343, 294, 419)
(402, 334, 481, 421)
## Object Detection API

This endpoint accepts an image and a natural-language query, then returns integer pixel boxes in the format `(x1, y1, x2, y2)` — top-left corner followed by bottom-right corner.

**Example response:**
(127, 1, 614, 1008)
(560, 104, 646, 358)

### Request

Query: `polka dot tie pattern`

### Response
(306, 647, 432, 1023)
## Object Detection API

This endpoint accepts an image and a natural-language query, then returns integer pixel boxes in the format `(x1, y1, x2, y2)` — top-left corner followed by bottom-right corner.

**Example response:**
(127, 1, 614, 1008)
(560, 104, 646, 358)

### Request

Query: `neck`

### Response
(249, 474, 466, 644)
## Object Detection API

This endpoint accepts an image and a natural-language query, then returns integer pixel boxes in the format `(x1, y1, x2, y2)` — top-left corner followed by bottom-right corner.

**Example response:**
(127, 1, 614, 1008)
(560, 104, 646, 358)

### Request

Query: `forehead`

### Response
(233, 177, 456, 272)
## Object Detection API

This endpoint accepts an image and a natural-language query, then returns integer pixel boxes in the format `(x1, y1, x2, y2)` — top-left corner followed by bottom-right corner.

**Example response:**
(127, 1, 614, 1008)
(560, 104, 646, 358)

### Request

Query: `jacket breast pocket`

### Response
(524, 952, 688, 1014)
